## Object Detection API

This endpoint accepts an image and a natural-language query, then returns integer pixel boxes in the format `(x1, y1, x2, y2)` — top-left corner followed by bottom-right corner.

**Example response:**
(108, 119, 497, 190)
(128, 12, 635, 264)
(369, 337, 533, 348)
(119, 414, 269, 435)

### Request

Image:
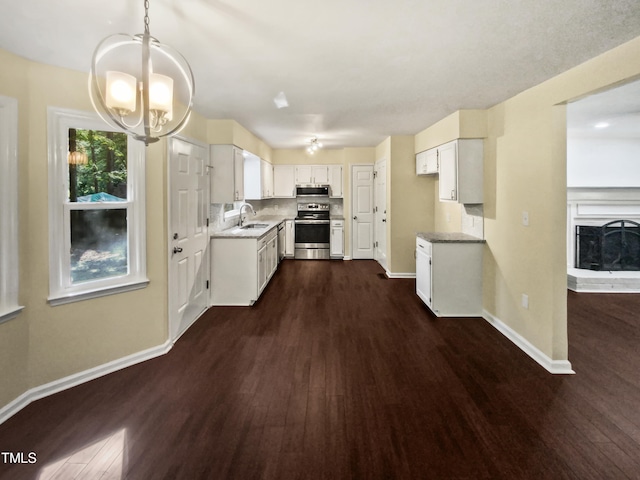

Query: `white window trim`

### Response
(47, 108, 148, 305)
(0, 95, 23, 323)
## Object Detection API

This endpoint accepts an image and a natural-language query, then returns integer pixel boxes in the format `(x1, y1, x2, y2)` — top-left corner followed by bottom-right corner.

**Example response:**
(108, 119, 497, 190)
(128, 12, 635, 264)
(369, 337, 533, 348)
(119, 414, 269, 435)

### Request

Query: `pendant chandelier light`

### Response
(89, 0, 195, 145)
(306, 137, 323, 154)
(67, 151, 88, 165)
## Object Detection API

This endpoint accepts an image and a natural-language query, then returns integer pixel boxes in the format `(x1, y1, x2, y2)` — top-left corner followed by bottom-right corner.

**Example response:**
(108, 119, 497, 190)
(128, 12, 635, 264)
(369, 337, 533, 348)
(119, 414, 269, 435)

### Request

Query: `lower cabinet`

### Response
(211, 227, 278, 306)
(330, 219, 344, 258)
(415, 235, 483, 317)
(285, 220, 295, 257)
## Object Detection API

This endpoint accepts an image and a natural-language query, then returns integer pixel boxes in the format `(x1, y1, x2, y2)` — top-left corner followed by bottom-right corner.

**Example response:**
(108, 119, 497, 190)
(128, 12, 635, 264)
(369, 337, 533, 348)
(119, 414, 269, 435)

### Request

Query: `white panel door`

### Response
(169, 138, 209, 341)
(351, 165, 374, 259)
(374, 159, 387, 269)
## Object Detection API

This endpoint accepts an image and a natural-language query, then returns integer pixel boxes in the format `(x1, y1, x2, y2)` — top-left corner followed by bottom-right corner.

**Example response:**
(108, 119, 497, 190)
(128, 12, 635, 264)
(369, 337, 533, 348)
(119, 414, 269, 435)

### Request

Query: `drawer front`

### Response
(416, 237, 432, 255)
(331, 219, 344, 227)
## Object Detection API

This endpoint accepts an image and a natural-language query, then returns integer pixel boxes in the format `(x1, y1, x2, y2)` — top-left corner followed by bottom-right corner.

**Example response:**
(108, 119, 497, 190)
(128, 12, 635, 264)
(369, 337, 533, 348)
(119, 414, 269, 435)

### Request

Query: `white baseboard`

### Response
(386, 271, 416, 279)
(0, 340, 173, 425)
(482, 310, 575, 375)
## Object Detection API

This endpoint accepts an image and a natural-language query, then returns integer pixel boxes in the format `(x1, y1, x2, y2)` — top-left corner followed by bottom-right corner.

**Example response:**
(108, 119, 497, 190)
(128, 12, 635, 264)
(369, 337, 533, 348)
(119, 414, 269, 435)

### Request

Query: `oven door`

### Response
(294, 220, 330, 259)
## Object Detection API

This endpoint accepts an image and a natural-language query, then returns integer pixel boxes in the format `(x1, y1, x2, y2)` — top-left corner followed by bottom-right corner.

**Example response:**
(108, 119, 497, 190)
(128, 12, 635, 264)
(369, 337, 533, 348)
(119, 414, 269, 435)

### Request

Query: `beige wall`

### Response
(0, 50, 31, 411)
(388, 136, 433, 274)
(375, 136, 433, 274)
(482, 36, 640, 361)
(0, 49, 210, 408)
(207, 119, 272, 161)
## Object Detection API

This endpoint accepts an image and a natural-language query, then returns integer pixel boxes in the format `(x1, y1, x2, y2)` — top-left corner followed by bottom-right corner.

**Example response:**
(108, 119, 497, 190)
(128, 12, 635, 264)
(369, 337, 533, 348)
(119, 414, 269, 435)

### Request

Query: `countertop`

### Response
(417, 232, 485, 243)
(210, 216, 292, 239)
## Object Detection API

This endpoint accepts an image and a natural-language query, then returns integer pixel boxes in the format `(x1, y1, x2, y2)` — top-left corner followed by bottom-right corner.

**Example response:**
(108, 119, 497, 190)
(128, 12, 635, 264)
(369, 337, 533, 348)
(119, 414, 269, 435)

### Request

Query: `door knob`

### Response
(382, 218, 386, 223)
(353, 216, 358, 220)
(173, 247, 183, 254)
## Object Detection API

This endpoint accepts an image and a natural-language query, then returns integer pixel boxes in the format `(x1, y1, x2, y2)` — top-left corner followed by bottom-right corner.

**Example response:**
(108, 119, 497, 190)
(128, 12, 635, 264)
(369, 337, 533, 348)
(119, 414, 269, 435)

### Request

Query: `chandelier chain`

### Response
(144, 0, 150, 34)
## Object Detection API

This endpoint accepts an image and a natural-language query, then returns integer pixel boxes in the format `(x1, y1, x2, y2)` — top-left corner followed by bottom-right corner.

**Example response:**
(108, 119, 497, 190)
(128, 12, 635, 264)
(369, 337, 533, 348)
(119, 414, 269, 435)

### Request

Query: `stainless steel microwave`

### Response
(295, 185, 330, 197)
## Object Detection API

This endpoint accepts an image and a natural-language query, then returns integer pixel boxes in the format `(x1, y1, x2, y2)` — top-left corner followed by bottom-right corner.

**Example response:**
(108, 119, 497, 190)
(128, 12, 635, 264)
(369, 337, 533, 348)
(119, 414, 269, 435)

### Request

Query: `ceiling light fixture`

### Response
(89, 0, 195, 146)
(67, 151, 88, 165)
(306, 137, 323, 154)
(273, 91, 289, 109)
(594, 122, 610, 129)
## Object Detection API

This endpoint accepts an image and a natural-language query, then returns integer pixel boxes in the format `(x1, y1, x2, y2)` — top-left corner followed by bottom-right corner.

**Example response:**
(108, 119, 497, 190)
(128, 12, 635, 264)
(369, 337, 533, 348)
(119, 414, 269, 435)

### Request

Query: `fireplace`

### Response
(575, 220, 640, 271)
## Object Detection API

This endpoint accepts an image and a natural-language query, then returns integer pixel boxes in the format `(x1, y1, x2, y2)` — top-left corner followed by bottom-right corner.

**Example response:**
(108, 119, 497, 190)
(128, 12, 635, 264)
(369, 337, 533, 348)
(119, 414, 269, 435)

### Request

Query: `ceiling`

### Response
(2, 0, 640, 149)
(568, 79, 640, 139)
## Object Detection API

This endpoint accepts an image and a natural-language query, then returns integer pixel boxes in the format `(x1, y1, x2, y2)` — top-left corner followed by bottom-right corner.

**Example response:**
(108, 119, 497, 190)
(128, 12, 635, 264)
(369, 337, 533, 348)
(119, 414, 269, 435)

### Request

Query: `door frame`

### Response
(167, 135, 210, 343)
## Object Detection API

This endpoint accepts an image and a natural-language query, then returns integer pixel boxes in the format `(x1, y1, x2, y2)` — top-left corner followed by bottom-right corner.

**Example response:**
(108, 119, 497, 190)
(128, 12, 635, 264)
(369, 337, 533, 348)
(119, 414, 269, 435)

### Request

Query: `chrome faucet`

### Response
(238, 203, 256, 227)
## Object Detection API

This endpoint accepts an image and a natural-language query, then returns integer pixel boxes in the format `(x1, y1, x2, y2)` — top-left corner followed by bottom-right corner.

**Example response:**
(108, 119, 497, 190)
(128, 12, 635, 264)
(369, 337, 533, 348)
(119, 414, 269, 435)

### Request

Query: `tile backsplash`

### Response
(209, 198, 344, 232)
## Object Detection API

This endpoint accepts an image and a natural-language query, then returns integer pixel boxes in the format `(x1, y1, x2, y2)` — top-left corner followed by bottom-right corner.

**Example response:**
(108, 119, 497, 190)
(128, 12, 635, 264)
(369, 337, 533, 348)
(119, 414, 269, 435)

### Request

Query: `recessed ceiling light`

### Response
(594, 122, 610, 129)
(273, 91, 289, 109)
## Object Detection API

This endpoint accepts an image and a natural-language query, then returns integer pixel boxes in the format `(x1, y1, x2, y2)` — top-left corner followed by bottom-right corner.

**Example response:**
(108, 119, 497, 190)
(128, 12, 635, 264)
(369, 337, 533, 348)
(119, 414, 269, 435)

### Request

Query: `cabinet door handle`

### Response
(418, 244, 424, 249)
(451, 190, 455, 199)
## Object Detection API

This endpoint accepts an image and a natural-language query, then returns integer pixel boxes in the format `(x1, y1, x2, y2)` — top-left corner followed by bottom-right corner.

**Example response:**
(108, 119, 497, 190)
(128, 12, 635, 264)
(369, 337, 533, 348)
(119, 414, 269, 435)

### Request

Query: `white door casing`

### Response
(351, 165, 374, 259)
(374, 158, 388, 269)
(168, 138, 210, 341)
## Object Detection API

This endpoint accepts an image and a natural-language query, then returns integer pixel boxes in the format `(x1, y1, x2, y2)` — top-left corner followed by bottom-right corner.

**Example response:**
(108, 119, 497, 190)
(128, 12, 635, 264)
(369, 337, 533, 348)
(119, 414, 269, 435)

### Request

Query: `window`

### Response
(48, 108, 148, 305)
(0, 95, 23, 323)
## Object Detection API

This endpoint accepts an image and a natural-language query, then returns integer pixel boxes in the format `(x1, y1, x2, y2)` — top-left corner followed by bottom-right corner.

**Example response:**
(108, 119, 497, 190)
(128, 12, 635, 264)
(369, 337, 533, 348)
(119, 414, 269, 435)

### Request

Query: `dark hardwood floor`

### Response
(1, 260, 639, 479)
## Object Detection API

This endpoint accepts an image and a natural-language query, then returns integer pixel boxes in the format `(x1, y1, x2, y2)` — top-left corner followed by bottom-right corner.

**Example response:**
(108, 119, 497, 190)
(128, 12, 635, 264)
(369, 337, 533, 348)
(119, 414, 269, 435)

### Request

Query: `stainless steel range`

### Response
(294, 202, 330, 259)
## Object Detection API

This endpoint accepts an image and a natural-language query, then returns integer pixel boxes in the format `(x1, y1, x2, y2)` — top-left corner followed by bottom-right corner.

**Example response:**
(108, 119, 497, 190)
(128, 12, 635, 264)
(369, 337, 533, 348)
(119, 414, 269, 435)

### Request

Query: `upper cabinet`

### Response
(329, 165, 343, 198)
(273, 165, 295, 198)
(210, 145, 244, 203)
(295, 165, 329, 185)
(274, 164, 343, 198)
(244, 154, 273, 200)
(437, 139, 483, 204)
(416, 148, 438, 175)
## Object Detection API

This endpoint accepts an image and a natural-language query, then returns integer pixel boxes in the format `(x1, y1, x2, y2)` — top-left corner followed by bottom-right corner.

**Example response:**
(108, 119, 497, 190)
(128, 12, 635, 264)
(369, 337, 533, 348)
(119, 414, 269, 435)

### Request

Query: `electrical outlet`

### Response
(522, 294, 529, 309)
(522, 211, 529, 226)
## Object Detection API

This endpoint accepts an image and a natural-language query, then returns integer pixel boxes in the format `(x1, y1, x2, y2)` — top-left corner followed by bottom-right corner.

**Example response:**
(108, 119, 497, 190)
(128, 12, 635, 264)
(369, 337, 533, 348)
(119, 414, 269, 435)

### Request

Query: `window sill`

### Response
(48, 279, 150, 306)
(0, 306, 25, 325)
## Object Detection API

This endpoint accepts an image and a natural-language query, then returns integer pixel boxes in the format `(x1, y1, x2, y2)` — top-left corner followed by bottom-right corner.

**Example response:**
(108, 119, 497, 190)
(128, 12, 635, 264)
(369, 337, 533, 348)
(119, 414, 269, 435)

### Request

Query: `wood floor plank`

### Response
(1, 261, 640, 479)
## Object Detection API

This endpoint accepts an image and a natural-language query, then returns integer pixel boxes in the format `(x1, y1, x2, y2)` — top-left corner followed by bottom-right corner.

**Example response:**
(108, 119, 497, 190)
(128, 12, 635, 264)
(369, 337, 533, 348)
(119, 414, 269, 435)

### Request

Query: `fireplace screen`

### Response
(575, 220, 640, 271)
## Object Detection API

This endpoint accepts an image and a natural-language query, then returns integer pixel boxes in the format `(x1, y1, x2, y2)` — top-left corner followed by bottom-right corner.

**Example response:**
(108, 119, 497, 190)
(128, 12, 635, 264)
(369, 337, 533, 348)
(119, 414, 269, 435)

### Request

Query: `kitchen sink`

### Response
(240, 223, 270, 229)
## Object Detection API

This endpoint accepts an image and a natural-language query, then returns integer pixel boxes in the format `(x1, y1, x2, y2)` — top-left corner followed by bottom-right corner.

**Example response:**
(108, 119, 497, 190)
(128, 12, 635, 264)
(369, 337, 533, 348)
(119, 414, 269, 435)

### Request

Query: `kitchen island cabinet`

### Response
(416, 232, 484, 317)
(211, 226, 278, 305)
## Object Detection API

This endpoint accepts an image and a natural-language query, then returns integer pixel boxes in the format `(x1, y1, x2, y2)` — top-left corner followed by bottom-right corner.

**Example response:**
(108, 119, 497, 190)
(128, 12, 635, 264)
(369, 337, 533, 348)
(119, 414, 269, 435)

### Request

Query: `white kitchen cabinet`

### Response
(211, 227, 279, 305)
(244, 155, 274, 200)
(210, 145, 244, 203)
(257, 243, 268, 294)
(415, 239, 432, 307)
(261, 160, 274, 198)
(437, 139, 483, 204)
(416, 148, 438, 175)
(415, 235, 483, 317)
(329, 165, 343, 197)
(273, 165, 296, 198)
(295, 165, 330, 185)
(285, 220, 294, 257)
(330, 219, 344, 258)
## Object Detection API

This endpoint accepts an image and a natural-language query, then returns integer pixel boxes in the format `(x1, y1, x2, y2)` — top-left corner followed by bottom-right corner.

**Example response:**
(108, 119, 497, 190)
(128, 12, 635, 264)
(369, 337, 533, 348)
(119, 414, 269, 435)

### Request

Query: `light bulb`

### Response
(149, 73, 173, 115)
(105, 71, 136, 113)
